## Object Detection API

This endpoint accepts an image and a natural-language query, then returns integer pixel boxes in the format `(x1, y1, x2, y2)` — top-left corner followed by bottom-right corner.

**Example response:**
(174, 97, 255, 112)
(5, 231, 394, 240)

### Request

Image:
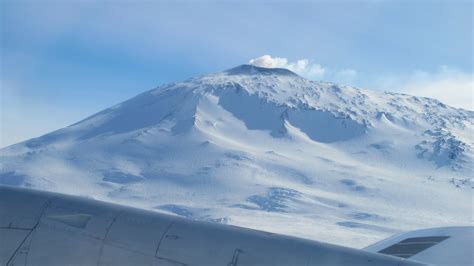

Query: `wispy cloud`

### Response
(395, 67, 473, 110)
(248, 55, 355, 82)
(367, 66, 473, 110)
(249, 55, 472, 110)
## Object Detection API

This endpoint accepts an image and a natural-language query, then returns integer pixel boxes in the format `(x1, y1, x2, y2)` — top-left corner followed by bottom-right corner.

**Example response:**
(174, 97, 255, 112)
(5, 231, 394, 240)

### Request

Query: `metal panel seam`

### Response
(7, 196, 56, 266)
(96, 210, 124, 265)
(154, 220, 176, 257)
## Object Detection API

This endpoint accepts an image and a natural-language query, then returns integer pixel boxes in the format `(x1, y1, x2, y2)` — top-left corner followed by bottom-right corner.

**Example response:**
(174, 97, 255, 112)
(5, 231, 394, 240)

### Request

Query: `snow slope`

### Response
(1, 65, 473, 247)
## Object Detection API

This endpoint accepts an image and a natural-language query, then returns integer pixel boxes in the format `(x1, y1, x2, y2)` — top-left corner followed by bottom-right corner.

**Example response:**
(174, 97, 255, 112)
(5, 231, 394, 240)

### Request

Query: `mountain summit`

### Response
(1, 65, 472, 247)
(225, 64, 299, 76)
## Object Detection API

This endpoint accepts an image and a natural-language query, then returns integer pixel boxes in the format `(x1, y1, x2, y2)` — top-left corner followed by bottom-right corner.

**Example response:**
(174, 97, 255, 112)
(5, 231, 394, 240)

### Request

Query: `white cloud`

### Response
(398, 67, 473, 110)
(248, 55, 288, 68)
(249, 55, 326, 79)
(249, 56, 472, 110)
(370, 66, 473, 110)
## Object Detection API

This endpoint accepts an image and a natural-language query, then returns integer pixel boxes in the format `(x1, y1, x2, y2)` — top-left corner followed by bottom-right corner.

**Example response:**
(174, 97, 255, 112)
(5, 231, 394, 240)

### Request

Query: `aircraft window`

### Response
(378, 236, 450, 258)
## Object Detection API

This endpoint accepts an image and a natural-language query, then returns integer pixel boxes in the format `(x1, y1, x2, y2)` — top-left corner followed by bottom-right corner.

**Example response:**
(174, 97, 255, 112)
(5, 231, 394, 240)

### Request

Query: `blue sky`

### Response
(1, 1, 473, 147)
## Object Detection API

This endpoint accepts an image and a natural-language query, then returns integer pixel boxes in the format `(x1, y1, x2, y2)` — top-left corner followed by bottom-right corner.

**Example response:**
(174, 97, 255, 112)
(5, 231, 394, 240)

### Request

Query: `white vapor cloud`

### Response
(248, 55, 357, 83)
(248, 55, 288, 68)
(249, 55, 327, 79)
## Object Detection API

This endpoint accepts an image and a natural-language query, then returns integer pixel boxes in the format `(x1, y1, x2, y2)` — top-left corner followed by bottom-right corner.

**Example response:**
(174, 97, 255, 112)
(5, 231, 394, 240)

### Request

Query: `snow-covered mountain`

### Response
(1, 65, 473, 247)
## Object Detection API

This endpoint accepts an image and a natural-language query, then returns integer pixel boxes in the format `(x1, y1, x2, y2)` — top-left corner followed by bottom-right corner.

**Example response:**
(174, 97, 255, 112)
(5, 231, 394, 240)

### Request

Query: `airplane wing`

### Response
(0, 185, 468, 266)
